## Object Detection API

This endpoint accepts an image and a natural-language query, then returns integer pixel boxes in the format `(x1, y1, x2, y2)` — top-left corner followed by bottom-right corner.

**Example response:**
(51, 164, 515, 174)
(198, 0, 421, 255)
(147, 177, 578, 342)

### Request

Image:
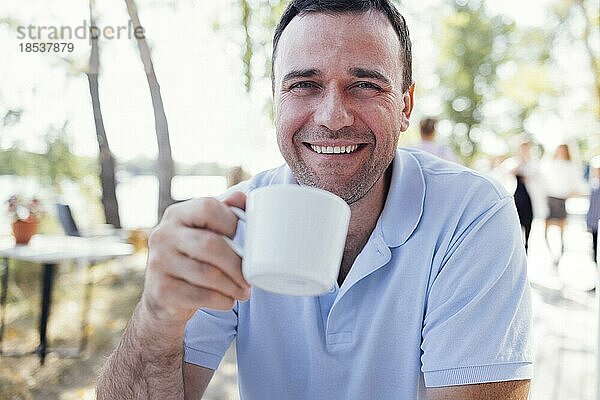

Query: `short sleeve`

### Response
(421, 197, 533, 387)
(183, 305, 238, 370)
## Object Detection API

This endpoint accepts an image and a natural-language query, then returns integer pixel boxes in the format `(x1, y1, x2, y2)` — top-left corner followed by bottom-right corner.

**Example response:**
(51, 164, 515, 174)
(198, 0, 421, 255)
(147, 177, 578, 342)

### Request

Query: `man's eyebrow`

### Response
(282, 69, 320, 83)
(349, 68, 391, 86)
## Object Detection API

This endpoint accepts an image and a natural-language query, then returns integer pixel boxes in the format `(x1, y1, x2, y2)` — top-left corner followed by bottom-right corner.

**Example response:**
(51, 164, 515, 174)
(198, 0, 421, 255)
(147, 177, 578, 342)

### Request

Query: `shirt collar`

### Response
(380, 149, 426, 247)
(280, 149, 425, 248)
(282, 165, 297, 184)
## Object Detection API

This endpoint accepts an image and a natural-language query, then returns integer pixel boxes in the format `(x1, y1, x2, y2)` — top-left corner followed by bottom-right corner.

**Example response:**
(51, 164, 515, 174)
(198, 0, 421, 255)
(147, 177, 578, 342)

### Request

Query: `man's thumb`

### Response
(223, 191, 247, 210)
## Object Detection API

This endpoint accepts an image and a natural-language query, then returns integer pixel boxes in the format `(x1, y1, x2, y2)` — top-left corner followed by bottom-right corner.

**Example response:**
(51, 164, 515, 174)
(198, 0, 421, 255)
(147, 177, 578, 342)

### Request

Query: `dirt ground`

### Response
(0, 254, 147, 400)
(0, 252, 240, 400)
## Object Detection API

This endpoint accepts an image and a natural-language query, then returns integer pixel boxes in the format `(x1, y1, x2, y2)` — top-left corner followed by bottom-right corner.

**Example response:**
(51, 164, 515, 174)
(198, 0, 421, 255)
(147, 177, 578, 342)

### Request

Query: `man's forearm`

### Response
(96, 302, 187, 400)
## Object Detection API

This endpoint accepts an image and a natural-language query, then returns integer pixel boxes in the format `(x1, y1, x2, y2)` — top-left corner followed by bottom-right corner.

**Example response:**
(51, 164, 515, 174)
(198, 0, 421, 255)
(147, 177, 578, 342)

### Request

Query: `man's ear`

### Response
(399, 82, 415, 132)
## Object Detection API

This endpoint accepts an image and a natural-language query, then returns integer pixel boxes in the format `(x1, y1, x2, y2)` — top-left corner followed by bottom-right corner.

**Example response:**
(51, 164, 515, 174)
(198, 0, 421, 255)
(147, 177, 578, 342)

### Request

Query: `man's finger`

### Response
(161, 252, 249, 300)
(159, 276, 238, 312)
(168, 197, 238, 237)
(173, 227, 249, 289)
(223, 191, 247, 211)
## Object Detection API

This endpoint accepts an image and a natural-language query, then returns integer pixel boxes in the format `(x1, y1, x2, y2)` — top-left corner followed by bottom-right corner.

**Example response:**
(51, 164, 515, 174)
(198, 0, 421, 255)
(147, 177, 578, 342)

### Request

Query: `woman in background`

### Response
(540, 144, 587, 261)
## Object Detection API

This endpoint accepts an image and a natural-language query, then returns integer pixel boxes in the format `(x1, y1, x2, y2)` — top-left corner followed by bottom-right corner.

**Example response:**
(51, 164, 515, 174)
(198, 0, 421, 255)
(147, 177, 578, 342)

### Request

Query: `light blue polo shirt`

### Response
(184, 149, 533, 399)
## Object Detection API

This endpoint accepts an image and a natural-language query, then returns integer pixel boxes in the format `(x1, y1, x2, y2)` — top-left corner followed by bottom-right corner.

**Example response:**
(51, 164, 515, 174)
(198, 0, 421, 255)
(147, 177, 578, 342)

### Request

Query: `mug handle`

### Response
(223, 206, 245, 257)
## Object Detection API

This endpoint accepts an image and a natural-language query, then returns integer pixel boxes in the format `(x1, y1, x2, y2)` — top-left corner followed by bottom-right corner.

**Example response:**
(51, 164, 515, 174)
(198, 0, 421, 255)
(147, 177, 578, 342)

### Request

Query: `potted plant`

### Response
(7, 195, 42, 245)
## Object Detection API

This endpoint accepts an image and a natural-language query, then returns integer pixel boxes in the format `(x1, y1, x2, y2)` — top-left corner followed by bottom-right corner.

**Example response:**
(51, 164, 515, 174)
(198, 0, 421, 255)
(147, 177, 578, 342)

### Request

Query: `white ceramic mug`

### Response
(225, 184, 351, 296)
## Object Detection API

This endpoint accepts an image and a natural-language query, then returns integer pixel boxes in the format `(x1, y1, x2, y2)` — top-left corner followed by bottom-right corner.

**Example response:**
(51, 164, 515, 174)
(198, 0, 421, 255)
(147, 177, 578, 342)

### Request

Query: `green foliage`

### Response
(240, 0, 253, 93)
(118, 154, 228, 176)
(43, 124, 85, 187)
(552, 0, 599, 117)
(0, 144, 229, 181)
(0, 123, 96, 189)
(494, 24, 558, 138)
(437, 0, 514, 164)
(117, 155, 155, 176)
(0, 148, 41, 176)
(176, 161, 228, 176)
(237, 0, 287, 93)
(0, 17, 22, 29)
(214, 0, 286, 121)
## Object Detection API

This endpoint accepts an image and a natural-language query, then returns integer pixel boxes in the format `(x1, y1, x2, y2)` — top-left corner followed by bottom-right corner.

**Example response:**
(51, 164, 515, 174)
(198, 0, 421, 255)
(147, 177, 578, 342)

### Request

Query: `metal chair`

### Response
(55, 203, 81, 237)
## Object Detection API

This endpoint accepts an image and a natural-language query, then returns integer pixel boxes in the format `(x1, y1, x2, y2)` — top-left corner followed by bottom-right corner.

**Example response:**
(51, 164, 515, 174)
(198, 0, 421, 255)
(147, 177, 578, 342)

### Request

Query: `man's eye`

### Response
(354, 82, 380, 90)
(290, 82, 316, 90)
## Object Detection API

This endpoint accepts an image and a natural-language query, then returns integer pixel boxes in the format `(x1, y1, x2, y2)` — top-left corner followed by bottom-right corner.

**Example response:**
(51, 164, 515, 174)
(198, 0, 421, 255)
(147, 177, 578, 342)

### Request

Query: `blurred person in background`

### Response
(540, 144, 588, 262)
(586, 155, 600, 265)
(509, 140, 536, 253)
(226, 166, 251, 188)
(412, 117, 459, 163)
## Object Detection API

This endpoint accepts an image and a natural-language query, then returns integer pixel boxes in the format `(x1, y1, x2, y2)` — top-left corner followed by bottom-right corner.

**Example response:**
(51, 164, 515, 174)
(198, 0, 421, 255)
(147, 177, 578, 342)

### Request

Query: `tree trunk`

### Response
(87, 0, 121, 228)
(124, 0, 175, 221)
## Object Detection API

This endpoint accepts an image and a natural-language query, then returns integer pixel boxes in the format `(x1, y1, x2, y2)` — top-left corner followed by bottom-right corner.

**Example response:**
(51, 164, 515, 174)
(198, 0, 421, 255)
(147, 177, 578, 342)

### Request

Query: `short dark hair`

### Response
(271, 0, 412, 93)
(419, 118, 437, 137)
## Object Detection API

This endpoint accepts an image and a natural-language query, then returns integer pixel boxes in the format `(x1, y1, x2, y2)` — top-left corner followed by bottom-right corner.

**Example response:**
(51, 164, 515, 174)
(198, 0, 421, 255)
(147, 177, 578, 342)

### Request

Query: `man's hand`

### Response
(141, 191, 251, 330)
(96, 192, 249, 400)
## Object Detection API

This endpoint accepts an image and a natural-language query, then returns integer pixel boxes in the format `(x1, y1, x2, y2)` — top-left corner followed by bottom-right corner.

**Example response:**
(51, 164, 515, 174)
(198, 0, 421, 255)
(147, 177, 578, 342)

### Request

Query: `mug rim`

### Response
(249, 184, 350, 212)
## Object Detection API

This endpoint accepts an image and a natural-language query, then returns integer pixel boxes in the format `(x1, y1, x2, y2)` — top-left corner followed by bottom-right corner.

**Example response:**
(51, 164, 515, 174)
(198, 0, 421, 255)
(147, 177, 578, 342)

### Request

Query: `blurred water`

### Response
(0, 175, 227, 233)
(117, 175, 227, 228)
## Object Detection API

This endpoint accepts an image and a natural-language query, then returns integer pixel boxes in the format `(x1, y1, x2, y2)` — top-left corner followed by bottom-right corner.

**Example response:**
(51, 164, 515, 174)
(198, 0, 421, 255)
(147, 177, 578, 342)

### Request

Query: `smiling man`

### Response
(97, 1, 533, 399)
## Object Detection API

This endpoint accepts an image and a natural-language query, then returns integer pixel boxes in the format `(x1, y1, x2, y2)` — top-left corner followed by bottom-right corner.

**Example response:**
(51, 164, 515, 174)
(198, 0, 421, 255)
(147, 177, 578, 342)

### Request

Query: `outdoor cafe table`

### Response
(0, 235, 133, 365)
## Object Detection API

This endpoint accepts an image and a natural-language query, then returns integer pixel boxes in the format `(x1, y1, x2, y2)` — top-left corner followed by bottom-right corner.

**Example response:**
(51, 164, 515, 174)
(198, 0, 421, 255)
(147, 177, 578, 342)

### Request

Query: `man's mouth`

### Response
(305, 143, 364, 154)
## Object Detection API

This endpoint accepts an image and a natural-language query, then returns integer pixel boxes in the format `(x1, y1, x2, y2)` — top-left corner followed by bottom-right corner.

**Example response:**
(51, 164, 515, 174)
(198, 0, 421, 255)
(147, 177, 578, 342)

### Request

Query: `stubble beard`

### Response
(279, 127, 396, 204)
(287, 147, 394, 205)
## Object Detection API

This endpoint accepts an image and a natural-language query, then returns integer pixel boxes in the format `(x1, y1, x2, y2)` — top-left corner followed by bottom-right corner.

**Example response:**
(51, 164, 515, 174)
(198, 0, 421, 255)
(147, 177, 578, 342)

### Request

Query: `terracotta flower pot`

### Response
(12, 219, 38, 245)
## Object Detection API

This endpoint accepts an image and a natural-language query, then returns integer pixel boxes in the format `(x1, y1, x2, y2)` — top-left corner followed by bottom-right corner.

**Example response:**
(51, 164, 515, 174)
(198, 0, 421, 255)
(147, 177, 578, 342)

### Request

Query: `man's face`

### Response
(273, 11, 414, 204)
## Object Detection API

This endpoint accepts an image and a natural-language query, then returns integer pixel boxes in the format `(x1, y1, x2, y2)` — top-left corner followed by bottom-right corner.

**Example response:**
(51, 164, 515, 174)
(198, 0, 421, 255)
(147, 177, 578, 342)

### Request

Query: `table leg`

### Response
(79, 261, 92, 353)
(0, 257, 9, 354)
(37, 263, 56, 365)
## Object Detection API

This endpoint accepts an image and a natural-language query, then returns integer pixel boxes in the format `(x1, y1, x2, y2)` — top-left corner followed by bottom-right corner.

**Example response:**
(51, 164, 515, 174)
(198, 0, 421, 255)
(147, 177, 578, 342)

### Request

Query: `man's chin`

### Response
(298, 179, 365, 204)
(289, 163, 377, 203)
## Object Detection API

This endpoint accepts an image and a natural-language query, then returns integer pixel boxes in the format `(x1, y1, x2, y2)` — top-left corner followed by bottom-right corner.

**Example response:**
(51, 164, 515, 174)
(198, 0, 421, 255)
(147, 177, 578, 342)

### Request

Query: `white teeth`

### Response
(310, 144, 359, 154)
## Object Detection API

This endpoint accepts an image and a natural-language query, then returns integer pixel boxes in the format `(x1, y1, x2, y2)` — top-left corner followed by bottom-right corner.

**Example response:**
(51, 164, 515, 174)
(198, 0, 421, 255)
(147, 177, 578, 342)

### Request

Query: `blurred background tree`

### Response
(436, 0, 514, 165)
(87, 0, 121, 228)
(125, 0, 176, 220)
(0, 123, 92, 188)
(552, 0, 599, 116)
(549, 0, 599, 159)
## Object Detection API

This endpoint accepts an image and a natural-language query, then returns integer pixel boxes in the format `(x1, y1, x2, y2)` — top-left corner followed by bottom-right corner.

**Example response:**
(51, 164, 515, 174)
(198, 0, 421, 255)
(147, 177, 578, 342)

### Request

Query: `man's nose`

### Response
(313, 89, 354, 131)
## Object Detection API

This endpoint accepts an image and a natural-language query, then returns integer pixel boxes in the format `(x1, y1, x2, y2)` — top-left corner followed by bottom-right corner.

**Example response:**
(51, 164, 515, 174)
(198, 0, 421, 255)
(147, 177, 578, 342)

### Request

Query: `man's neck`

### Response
(337, 164, 393, 286)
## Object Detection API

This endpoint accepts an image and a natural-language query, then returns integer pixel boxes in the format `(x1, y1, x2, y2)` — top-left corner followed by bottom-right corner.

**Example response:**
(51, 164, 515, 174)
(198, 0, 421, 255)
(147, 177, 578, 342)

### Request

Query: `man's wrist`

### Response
(96, 301, 187, 399)
(131, 300, 189, 354)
